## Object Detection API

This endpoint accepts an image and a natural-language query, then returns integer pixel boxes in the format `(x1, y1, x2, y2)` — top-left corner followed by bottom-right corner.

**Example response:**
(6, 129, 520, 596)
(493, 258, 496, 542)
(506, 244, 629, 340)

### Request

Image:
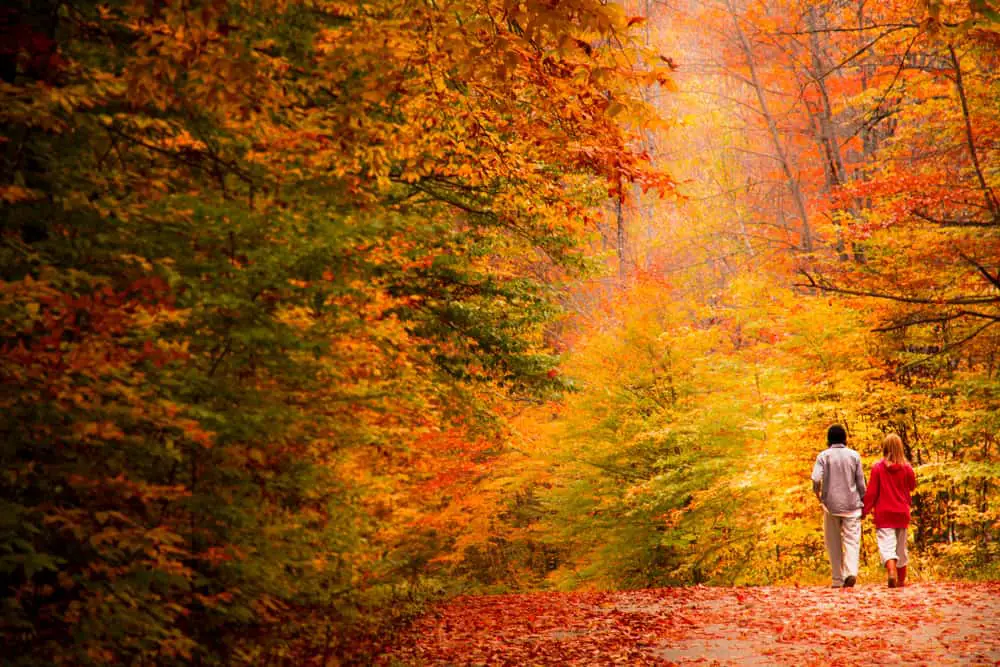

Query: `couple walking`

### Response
(811, 424, 916, 588)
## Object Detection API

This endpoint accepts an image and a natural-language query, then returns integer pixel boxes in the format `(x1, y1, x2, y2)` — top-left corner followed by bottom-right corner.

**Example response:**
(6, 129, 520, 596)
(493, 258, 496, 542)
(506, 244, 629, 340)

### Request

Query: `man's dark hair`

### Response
(827, 424, 847, 445)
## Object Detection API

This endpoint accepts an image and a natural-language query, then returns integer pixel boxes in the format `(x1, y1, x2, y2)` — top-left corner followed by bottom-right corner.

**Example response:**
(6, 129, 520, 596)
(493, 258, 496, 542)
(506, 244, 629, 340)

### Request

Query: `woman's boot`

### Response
(897, 566, 906, 588)
(887, 559, 898, 588)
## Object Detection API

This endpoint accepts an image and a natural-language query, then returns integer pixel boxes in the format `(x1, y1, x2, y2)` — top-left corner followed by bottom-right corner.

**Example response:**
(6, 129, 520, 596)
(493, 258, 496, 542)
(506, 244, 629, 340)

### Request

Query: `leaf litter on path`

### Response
(383, 582, 1000, 665)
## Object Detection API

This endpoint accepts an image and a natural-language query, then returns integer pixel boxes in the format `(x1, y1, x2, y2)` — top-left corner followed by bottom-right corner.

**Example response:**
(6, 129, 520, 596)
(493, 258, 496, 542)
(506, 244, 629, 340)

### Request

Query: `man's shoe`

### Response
(843, 576, 856, 588)
(887, 560, 898, 588)
(897, 566, 907, 588)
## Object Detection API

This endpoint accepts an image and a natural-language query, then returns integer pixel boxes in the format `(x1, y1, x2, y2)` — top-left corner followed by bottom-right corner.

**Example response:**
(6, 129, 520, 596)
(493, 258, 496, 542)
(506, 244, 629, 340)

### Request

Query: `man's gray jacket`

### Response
(811, 443, 866, 515)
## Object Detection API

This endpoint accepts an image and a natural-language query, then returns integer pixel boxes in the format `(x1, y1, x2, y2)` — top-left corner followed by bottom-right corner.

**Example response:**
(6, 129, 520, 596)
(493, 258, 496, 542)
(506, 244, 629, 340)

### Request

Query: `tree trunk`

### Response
(724, 0, 812, 252)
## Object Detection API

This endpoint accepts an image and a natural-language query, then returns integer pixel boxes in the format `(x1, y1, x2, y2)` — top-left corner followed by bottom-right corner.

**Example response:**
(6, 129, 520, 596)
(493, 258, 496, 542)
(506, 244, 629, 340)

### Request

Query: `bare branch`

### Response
(776, 23, 919, 36)
(873, 310, 1000, 332)
(900, 321, 1000, 370)
(955, 248, 1000, 292)
(816, 25, 915, 82)
(796, 270, 1000, 306)
(948, 43, 1000, 217)
(912, 210, 993, 227)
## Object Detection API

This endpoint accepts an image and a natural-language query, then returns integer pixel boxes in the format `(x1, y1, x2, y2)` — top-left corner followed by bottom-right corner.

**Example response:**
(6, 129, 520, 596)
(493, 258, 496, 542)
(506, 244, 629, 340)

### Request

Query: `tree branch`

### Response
(900, 321, 1000, 370)
(873, 310, 1000, 332)
(796, 270, 1000, 306)
(955, 248, 1000, 292)
(912, 209, 992, 227)
(948, 43, 1000, 218)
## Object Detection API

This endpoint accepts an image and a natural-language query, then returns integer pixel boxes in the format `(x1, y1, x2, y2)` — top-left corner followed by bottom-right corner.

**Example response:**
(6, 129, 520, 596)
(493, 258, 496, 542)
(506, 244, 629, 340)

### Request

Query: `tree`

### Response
(0, 0, 671, 662)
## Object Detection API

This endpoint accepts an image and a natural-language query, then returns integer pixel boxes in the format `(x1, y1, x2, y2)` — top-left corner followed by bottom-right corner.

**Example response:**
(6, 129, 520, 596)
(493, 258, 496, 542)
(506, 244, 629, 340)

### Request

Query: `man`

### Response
(811, 424, 866, 588)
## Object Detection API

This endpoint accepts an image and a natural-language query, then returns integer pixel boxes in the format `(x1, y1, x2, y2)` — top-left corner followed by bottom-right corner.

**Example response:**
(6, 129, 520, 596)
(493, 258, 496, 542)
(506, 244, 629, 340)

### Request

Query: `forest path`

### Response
(385, 582, 1000, 665)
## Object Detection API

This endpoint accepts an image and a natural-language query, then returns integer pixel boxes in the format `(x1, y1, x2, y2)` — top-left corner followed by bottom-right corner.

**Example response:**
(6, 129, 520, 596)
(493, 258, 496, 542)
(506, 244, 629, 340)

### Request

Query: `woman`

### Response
(862, 433, 917, 588)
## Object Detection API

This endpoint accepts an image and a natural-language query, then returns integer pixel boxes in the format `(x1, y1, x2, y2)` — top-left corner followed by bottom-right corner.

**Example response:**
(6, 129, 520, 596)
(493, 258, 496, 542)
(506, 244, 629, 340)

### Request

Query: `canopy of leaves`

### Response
(0, 0, 669, 663)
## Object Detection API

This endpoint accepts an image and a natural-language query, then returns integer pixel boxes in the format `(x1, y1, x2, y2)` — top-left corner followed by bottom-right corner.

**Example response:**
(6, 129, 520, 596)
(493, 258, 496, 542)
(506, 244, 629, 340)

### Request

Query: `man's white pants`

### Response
(824, 513, 861, 586)
(876, 527, 909, 567)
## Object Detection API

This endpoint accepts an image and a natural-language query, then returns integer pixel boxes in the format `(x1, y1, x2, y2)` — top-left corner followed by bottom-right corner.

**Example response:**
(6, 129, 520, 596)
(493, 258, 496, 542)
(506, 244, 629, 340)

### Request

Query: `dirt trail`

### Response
(385, 582, 1000, 665)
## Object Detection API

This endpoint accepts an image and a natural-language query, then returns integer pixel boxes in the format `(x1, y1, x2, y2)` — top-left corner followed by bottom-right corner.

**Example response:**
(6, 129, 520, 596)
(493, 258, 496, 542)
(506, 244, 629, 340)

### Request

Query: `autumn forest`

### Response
(1, 0, 999, 663)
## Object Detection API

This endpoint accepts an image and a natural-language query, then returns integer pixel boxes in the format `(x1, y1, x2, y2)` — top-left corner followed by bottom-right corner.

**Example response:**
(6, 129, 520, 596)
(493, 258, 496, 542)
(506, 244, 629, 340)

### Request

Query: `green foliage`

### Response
(0, 0, 664, 662)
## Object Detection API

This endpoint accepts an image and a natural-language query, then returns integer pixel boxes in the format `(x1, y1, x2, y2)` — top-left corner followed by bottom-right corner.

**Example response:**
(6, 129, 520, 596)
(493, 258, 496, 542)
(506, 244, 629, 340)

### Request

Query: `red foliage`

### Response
(384, 583, 1000, 665)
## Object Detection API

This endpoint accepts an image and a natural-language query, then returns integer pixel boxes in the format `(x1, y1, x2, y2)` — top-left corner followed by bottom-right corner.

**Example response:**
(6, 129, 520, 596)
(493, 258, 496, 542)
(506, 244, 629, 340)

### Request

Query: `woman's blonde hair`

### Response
(882, 433, 906, 464)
